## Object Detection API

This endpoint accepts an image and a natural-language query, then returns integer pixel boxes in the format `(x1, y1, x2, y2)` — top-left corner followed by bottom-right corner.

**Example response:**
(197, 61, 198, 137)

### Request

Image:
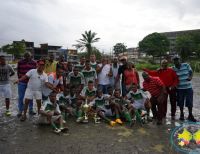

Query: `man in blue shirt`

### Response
(172, 55, 196, 122)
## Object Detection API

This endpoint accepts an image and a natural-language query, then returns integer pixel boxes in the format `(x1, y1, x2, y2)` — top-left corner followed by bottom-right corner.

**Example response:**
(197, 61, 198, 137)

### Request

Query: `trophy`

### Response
(94, 113, 101, 124)
(82, 99, 90, 123)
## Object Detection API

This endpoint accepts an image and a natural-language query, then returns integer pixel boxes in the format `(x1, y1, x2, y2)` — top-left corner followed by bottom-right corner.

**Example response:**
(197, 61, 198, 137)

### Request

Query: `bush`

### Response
(135, 63, 160, 71)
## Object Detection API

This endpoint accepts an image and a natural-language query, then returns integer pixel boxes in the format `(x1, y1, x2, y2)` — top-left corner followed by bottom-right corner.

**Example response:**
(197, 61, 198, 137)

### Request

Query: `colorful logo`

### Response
(170, 122, 200, 153)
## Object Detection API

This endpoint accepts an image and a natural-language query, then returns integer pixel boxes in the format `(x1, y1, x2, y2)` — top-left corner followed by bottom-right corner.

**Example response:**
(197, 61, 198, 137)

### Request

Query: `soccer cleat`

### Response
(115, 118, 123, 125)
(5, 110, 11, 116)
(110, 121, 116, 127)
(53, 128, 61, 134)
(76, 117, 83, 123)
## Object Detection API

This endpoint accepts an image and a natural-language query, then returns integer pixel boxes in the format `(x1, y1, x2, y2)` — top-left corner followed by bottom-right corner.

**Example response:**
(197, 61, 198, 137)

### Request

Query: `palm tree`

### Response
(74, 30, 100, 58)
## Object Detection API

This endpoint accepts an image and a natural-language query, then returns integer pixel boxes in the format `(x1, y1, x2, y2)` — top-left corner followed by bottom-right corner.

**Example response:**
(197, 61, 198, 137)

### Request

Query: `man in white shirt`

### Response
(96, 57, 112, 94)
(15, 60, 50, 121)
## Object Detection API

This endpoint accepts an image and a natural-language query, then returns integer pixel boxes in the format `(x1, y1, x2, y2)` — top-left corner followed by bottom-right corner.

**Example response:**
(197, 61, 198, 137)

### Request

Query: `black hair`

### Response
(88, 80, 94, 84)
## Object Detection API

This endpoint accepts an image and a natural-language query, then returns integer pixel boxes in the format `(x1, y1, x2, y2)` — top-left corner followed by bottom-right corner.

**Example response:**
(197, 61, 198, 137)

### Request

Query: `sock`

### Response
(77, 110, 82, 118)
(51, 122, 57, 130)
(135, 110, 142, 121)
(116, 114, 120, 119)
(124, 112, 132, 122)
(104, 117, 111, 123)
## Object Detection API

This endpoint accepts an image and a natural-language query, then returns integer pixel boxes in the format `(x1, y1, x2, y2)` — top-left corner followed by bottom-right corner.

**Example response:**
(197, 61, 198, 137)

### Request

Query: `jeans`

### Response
(18, 82, 33, 112)
(98, 84, 110, 94)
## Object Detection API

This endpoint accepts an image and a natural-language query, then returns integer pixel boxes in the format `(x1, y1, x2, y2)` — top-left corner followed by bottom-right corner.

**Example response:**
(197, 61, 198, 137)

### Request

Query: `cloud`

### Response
(0, 0, 200, 52)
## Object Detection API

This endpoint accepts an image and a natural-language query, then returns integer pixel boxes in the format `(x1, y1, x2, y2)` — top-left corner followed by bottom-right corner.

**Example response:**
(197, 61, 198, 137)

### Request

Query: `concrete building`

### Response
(160, 29, 200, 52)
(117, 47, 140, 61)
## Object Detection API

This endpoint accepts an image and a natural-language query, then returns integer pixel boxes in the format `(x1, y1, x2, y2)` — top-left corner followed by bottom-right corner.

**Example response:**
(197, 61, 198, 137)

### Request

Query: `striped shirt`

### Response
(17, 59, 37, 83)
(143, 76, 164, 97)
(172, 63, 192, 89)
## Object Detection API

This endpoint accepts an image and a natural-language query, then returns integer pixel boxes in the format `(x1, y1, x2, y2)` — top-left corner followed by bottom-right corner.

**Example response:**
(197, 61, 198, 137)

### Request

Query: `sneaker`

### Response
(20, 115, 27, 122)
(115, 118, 123, 125)
(110, 121, 116, 127)
(179, 114, 184, 121)
(187, 115, 197, 122)
(76, 117, 83, 123)
(17, 112, 22, 118)
(5, 110, 11, 116)
(60, 127, 69, 133)
(29, 110, 36, 116)
(54, 128, 61, 134)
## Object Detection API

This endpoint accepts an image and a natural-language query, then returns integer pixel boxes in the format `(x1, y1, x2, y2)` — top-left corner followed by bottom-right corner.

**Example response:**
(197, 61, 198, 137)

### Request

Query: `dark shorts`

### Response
(177, 88, 193, 108)
(98, 84, 110, 94)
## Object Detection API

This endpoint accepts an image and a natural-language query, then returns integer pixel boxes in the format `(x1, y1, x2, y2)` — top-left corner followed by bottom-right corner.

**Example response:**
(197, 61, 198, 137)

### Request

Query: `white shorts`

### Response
(24, 88, 42, 100)
(132, 99, 146, 110)
(0, 84, 12, 98)
(38, 115, 61, 124)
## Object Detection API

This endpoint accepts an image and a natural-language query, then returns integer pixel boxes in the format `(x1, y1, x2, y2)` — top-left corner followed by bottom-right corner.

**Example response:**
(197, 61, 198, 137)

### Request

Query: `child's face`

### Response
(132, 85, 137, 92)
(88, 83, 94, 90)
(49, 94, 57, 103)
(114, 90, 121, 98)
(97, 91, 103, 97)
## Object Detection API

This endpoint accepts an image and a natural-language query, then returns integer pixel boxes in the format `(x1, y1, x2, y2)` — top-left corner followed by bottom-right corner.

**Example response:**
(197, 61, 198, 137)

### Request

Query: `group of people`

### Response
(0, 52, 197, 134)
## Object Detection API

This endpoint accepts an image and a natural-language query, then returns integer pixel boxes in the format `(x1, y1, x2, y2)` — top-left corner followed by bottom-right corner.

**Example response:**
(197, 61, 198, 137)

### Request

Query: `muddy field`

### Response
(0, 73, 200, 154)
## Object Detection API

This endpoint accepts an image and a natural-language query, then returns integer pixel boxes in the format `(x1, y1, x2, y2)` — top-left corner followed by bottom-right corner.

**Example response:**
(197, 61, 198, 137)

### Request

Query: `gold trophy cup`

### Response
(82, 99, 90, 123)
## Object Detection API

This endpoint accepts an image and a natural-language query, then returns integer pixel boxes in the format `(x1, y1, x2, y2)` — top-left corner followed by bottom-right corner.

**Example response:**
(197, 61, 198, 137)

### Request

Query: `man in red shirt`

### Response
(142, 72, 167, 125)
(143, 59, 179, 120)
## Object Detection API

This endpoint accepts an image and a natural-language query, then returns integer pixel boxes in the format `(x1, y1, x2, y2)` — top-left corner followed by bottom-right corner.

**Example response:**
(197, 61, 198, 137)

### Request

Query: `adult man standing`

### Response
(96, 57, 112, 94)
(115, 56, 128, 96)
(110, 57, 120, 89)
(44, 54, 57, 73)
(172, 56, 196, 122)
(76, 56, 85, 72)
(0, 56, 15, 116)
(142, 72, 167, 125)
(143, 59, 179, 120)
(17, 52, 36, 117)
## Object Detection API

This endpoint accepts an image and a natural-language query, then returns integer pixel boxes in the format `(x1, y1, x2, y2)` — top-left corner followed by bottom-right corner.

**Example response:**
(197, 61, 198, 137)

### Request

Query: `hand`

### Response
(14, 80, 19, 84)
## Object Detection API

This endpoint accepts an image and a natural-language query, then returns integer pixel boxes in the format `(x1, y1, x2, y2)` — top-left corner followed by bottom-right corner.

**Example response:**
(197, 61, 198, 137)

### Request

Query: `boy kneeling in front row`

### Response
(38, 92, 68, 134)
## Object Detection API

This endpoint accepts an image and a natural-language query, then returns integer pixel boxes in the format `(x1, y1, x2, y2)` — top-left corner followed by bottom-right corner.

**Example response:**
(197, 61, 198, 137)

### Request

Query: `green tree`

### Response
(2, 41, 26, 59)
(74, 30, 100, 58)
(78, 47, 102, 60)
(176, 34, 195, 61)
(139, 32, 170, 62)
(113, 43, 127, 55)
(191, 32, 200, 59)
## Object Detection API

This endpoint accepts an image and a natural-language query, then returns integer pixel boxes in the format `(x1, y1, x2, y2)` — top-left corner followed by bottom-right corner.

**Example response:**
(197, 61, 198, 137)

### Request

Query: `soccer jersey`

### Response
(126, 89, 147, 101)
(41, 100, 61, 113)
(67, 72, 85, 86)
(82, 68, 97, 85)
(90, 62, 97, 70)
(113, 97, 128, 105)
(81, 86, 96, 98)
(58, 93, 77, 108)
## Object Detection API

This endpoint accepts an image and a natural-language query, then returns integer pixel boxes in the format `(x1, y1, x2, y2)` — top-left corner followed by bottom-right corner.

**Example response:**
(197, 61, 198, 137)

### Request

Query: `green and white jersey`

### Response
(75, 63, 85, 72)
(58, 93, 77, 107)
(82, 68, 97, 85)
(113, 97, 128, 106)
(126, 89, 147, 101)
(94, 94, 110, 108)
(67, 72, 85, 86)
(90, 62, 97, 70)
(41, 100, 61, 114)
(81, 86, 96, 98)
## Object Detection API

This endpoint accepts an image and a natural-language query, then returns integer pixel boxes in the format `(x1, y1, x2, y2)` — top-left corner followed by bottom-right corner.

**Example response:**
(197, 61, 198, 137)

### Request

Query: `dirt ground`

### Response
(0, 73, 200, 154)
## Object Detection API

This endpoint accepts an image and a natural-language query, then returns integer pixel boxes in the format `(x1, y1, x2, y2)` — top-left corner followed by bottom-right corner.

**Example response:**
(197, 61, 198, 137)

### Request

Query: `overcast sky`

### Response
(0, 0, 200, 52)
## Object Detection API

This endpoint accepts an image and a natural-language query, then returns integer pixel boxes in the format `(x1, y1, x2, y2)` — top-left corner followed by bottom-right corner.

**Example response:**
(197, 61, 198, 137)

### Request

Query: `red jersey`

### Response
(143, 67, 179, 87)
(124, 69, 138, 86)
(143, 76, 164, 97)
